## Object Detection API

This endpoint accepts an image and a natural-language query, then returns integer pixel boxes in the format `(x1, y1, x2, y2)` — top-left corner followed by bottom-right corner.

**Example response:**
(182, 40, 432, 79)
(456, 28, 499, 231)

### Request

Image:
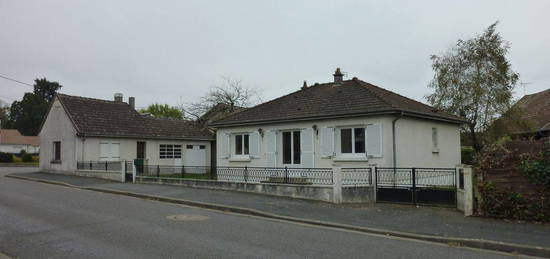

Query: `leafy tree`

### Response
(182, 77, 261, 123)
(426, 22, 519, 152)
(140, 103, 183, 119)
(8, 78, 62, 135)
(0, 105, 11, 128)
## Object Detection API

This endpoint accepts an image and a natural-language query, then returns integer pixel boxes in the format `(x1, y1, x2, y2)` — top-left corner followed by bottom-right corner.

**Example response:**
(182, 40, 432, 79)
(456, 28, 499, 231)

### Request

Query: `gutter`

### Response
(210, 109, 465, 128)
(392, 112, 404, 168)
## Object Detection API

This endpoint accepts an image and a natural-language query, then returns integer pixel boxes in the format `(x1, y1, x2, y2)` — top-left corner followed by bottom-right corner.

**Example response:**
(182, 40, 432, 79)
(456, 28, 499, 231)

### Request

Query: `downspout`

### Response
(392, 112, 404, 168)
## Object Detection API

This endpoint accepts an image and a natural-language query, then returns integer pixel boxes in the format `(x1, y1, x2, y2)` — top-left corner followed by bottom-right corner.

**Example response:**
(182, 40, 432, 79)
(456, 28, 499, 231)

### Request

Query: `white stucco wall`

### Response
(39, 99, 78, 172)
(77, 137, 211, 167)
(215, 115, 461, 169)
(395, 117, 461, 167)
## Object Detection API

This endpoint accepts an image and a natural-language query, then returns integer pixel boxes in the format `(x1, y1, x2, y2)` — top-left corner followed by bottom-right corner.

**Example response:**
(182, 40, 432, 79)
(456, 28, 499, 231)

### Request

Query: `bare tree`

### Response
(180, 77, 262, 123)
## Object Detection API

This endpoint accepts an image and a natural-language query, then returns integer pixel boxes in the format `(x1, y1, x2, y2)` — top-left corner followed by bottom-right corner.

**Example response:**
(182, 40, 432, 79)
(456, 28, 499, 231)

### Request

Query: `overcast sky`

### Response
(1, 0, 549, 110)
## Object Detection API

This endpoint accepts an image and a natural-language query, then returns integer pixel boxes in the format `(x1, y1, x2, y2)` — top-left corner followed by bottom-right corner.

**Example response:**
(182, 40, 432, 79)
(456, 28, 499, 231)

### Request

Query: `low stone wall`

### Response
(342, 186, 375, 203)
(136, 176, 374, 203)
(45, 169, 124, 182)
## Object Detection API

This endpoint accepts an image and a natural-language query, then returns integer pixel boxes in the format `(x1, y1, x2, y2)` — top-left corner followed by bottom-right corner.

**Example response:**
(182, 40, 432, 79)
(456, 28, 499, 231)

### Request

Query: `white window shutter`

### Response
(301, 128, 314, 167)
(320, 127, 334, 158)
(265, 130, 277, 167)
(367, 124, 382, 157)
(100, 143, 109, 159)
(111, 143, 120, 159)
(219, 133, 230, 159)
(249, 132, 260, 158)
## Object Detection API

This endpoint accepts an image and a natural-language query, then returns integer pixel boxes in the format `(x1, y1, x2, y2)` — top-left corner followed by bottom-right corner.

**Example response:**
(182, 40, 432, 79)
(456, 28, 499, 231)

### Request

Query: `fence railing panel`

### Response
(77, 161, 124, 172)
(342, 168, 372, 186)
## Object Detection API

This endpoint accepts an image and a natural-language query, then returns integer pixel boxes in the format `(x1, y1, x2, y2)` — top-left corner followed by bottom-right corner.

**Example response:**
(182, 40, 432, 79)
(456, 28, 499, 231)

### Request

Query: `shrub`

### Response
(0, 152, 14, 163)
(22, 153, 33, 163)
(461, 146, 475, 165)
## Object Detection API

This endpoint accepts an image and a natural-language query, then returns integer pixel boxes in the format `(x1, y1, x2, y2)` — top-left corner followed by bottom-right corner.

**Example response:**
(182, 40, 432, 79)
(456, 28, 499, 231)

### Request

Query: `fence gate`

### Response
(375, 167, 457, 207)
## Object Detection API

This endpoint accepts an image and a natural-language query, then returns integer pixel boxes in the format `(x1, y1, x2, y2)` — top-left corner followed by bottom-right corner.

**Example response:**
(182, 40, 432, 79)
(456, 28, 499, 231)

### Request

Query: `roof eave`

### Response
(76, 133, 215, 141)
(209, 109, 465, 128)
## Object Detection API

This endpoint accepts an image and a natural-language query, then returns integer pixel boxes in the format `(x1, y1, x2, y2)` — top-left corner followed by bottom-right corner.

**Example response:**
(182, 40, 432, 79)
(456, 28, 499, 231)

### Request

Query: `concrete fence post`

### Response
(463, 166, 474, 216)
(120, 161, 125, 183)
(332, 167, 342, 204)
(132, 160, 136, 183)
(371, 165, 377, 201)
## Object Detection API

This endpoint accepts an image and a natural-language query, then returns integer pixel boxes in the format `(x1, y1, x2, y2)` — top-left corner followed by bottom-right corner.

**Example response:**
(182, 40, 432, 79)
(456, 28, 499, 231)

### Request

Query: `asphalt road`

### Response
(0, 168, 518, 258)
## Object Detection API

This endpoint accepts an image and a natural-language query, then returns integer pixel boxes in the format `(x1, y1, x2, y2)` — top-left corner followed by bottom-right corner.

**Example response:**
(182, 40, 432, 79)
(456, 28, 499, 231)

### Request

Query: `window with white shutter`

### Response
(320, 127, 334, 158)
(366, 124, 382, 157)
(265, 130, 277, 167)
(301, 128, 314, 167)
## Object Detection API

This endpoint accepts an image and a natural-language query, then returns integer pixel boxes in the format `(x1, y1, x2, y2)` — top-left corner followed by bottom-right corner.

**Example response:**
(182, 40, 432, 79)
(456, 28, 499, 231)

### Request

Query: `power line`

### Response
(0, 74, 33, 86)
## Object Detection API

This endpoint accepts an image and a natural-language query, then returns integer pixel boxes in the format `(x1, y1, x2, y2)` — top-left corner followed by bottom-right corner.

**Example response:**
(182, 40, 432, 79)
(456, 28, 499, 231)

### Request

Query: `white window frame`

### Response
(281, 130, 301, 165)
(432, 127, 440, 153)
(233, 133, 250, 156)
(339, 127, 366, 155)
(159, 144, 182, 159)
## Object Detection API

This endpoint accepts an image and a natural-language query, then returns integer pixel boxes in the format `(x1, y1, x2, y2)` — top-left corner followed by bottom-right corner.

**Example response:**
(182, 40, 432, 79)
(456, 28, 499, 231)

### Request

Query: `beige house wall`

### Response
(39, 99, 79, 173)
(216, 115, 461, 168)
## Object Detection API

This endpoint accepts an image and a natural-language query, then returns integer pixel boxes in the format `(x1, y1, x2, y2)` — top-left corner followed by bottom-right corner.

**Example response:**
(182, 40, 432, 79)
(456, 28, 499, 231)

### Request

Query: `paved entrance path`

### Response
(7, 170, 550, 249)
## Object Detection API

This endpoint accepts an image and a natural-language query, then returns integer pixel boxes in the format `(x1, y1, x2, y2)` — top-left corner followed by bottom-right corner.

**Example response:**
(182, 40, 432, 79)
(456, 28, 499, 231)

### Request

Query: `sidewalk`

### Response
(7, 171, 550, 252)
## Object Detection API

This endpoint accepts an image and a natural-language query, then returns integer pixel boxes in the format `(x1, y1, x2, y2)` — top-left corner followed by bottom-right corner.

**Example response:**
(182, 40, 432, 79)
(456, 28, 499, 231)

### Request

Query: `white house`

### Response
(0, 129, 40, 154)
(210, 68, 464, 169)
(39, 93, 214, 174)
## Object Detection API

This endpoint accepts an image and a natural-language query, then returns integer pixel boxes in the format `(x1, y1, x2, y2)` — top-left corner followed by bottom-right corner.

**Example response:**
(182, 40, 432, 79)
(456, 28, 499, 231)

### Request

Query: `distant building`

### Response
(492, 88, 550, 140)
(0, 129, 40, 154)
(513, 88, 550, 139)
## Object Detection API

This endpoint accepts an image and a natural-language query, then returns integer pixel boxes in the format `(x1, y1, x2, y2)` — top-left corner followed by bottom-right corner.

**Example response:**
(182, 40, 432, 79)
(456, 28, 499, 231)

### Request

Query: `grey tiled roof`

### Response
(57, 94, 214, 140)
(210, 78, 464, 126)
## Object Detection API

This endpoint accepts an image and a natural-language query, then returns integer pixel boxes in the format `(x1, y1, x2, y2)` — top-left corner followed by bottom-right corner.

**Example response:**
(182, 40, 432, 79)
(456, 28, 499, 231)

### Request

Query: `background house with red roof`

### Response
(0, 129, 40, 154)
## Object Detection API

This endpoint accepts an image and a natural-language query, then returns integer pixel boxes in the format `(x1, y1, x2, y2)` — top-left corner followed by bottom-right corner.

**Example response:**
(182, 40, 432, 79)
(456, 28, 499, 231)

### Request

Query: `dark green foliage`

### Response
(461, 146, 475, 165)
(519, 143, 550, 190)
(0, 152, 13, 163)
(479, 182, 549, 222)
(140, 103, 183, 119)
(22, 153, 33, 163)
(8, 78, 62, 135)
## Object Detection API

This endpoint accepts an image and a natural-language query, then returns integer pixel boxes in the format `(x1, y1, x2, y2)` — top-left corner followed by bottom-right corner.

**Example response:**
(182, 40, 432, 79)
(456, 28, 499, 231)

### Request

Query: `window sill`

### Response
(229, 156, 252, 162)
(50, 160, 61, 164)
(333, 156, 369, 162)
(432, 148, 440, 154)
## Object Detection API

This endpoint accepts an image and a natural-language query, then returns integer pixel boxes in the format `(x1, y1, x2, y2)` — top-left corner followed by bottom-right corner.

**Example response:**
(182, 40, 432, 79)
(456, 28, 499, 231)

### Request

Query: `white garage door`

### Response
(184, 145, 206, 167)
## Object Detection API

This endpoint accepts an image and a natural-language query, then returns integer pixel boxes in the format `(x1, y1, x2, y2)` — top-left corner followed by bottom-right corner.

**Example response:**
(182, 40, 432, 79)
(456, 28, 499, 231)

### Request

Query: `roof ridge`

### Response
(215, 82, 327, 123)
(57, 93, 128, 105)
(355, 79, 436, 111)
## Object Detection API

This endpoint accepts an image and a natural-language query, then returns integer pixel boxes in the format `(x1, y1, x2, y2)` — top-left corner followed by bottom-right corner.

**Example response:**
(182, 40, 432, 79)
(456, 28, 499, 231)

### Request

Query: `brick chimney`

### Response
(114, 93, 123, 102)
(128, 97, 135, 109)
(333, 68, 344, 83)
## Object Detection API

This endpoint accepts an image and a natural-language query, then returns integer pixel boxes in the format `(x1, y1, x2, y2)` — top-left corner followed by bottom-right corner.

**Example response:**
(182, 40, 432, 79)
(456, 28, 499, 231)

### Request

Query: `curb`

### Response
(6, 174, 550, 258)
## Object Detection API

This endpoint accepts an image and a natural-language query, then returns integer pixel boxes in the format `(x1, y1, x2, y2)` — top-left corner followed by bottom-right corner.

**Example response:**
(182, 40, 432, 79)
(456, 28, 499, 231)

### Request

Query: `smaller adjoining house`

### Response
(0, 129, 40, 154)
(39, 93, 214, 176)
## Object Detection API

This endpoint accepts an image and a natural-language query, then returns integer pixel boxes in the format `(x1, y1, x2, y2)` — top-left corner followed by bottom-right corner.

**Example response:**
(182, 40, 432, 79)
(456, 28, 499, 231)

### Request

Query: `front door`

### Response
(135, 141, 146, 173)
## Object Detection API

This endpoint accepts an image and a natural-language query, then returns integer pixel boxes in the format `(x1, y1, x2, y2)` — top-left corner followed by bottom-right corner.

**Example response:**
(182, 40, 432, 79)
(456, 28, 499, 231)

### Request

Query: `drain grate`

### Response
(166, 214, 209, 221)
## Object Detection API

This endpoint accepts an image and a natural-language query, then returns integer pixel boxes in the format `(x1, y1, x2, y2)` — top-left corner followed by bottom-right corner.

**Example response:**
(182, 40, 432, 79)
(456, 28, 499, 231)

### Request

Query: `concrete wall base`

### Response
(137, 176, 374, 204)
(44, 170, 124, 182)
